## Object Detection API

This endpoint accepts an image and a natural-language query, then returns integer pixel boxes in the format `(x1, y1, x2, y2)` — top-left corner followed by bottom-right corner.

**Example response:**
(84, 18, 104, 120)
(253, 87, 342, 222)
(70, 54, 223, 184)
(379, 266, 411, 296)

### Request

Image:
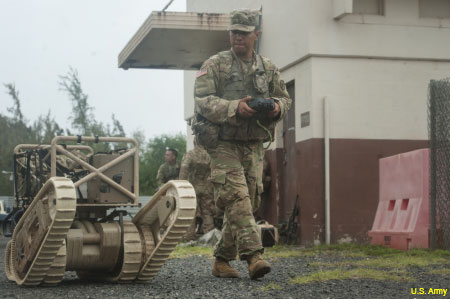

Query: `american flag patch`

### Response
(196, 68, 208, 78)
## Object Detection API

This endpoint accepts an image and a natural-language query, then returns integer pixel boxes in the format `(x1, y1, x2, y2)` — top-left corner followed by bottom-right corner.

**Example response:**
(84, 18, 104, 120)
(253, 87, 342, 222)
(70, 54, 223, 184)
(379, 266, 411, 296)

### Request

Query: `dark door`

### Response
(279, 81, 298, 223)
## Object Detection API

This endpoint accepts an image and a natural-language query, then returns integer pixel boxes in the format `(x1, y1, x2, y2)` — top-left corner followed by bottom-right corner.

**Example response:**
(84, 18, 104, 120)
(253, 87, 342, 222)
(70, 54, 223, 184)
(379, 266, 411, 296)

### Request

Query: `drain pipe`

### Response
(324, 97, 331, 245)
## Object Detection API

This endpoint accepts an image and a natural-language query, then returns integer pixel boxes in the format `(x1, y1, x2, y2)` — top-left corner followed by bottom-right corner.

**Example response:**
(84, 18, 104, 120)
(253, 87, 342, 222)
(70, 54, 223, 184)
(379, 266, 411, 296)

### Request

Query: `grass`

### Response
(170, 243, 450, 261)
(311, 254, 450, 269)
(292, 244, 449, 285)
(265, 245, 312, 259)
(356, 255, 450, 268)
(263, 243, 398, 260)
(290, 268, 413, 284)
(170, 244, 312, 259)
(260, 282, 283, 291)
(304, 244, 450, 270)
(169, 245, 213, 259)
(303, 243, 402, 257)
(427, 268, 450, 276)
(169, 243, 449, 286)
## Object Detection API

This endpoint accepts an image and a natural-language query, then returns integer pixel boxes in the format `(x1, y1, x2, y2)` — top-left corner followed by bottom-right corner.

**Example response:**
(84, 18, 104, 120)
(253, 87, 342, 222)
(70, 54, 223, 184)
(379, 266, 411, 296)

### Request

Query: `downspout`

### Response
(255, 6, 262, 54)
(324, 97, 331, 245)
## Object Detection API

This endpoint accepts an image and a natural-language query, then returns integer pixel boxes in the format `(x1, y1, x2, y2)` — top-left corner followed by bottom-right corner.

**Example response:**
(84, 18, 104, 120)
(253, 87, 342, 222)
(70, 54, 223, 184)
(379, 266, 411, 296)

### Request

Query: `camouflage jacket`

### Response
(156, 161, 180, 187)
(179, 146, 213, 194)
(194, 49, 291, 143)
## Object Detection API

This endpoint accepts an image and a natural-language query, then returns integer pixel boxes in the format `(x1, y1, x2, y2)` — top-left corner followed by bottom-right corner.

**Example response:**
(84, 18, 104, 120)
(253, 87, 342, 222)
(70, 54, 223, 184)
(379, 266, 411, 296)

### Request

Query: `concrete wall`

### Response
(313, 1, 450, 59)
(309, 58, 450, 141)
(187, 0, 310, 68)
(299, 0, 450, 143)
(184, 70, 196, 151)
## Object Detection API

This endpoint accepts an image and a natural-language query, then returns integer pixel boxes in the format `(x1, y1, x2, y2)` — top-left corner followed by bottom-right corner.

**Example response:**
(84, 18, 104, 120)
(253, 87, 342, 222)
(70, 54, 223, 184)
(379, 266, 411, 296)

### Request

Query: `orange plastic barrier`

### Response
(368, 149, 434, 250)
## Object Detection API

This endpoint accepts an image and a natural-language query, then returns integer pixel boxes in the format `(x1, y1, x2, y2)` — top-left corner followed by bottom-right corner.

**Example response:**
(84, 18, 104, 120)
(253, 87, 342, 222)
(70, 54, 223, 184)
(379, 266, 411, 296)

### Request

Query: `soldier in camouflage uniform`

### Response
(179, 144, 215, 240)
(156, 148, 180, 188)
(193, 9, 291, 280)
(254, 155, 271, 221)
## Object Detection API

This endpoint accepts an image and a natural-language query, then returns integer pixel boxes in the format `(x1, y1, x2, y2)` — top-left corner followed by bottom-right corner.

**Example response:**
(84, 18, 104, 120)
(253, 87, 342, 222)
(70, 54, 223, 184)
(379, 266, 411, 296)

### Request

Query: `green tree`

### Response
(111, 114, 125, 137)
(5, 83, 24, 123)
(59, 68, 126, 151)
(32, 110, 64, 144)
(139, 133, 186, 195)
(132, 129, 147, 157)
(0, 85, 62, 195)
(0, 84, 38, 195)
(59, 67, 93, 135)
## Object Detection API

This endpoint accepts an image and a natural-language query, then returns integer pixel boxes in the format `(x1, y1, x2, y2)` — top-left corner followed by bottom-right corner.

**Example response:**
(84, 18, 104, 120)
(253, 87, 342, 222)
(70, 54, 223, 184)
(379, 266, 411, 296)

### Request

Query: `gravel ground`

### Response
(0, 236, 448, 299)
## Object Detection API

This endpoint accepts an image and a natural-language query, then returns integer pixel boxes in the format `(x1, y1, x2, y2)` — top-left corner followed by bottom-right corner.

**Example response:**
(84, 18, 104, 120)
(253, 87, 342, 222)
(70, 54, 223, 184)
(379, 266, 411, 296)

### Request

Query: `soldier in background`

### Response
(179, 143, 215, 240)
(156, 148, 180, 188)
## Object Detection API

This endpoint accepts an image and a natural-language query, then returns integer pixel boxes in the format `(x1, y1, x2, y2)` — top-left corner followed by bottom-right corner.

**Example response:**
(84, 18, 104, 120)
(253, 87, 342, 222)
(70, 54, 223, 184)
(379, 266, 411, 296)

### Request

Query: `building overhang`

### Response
(118, 11, 230, 71)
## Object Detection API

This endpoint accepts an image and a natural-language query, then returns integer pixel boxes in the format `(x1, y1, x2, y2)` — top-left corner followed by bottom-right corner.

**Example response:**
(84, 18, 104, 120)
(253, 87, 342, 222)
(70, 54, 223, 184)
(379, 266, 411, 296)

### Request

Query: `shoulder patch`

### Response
(196, 68, 208, 78)
(280, 80, 286, 90)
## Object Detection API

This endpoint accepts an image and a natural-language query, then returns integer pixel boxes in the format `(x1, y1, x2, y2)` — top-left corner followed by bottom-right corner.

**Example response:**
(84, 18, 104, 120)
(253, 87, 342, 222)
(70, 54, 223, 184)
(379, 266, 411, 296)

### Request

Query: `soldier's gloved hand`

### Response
(237, 96, 256, 118)
(268, 101, 280, 119)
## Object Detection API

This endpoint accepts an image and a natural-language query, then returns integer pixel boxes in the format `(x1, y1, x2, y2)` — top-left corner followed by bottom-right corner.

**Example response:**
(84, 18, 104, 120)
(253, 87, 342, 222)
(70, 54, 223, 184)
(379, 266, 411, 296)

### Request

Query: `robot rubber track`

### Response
(134, 180, 196, 281)
(9, 177, 77, 286)
(6, 179, 196, 286)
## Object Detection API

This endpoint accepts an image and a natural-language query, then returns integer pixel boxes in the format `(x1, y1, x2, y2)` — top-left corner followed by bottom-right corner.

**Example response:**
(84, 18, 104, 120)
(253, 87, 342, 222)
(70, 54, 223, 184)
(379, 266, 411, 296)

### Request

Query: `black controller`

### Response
(248, 98, 275, 112)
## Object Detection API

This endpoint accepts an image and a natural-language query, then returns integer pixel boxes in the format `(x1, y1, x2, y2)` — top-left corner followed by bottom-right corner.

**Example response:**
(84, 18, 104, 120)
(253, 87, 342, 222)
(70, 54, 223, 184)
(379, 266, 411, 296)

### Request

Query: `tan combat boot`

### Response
(246, 253, 271, 280)
(211, 257, 240, 278)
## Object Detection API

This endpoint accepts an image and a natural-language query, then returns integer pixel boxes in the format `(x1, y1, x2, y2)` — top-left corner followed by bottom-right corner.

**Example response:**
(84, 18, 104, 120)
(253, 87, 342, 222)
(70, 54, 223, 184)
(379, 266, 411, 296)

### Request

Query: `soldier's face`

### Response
(165, 151, 176, 163)
(230, 30, 259, 58)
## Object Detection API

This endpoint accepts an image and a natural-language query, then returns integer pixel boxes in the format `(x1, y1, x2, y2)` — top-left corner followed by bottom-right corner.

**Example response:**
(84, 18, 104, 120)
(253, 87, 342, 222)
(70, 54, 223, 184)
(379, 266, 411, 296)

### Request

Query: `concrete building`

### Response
(119, 0, 450, 245)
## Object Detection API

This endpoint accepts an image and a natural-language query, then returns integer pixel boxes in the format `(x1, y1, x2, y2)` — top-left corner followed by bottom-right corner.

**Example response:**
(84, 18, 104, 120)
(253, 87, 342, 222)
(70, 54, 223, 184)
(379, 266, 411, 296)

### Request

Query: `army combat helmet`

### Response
(228, 9, 260, 32)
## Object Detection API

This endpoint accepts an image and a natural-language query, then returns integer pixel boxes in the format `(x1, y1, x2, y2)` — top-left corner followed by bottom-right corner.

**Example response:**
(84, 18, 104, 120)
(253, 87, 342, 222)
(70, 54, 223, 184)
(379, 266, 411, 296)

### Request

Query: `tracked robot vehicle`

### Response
(4, 136, 196, 286)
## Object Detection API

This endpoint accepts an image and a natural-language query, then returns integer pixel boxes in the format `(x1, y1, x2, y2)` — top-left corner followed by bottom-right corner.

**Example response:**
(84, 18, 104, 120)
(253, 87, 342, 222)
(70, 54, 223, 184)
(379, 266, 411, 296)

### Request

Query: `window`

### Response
(353, 0, 384, 15)
(419, 0, 450, 18)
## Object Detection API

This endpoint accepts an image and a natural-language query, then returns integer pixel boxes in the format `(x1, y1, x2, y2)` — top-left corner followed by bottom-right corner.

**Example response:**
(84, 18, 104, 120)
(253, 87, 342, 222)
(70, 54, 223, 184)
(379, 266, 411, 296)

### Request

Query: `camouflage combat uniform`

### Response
(179, 146, 215, 239)
(193, 49, 291, 260)
(156, 161, 180, 187)
(254, 155, 272, 221)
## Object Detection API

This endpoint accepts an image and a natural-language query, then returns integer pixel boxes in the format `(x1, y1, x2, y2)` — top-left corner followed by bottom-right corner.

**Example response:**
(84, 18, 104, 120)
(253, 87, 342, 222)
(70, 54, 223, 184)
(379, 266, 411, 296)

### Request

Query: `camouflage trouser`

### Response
(184, 199, 202, 241)
(198, 190, 215, 233)
(184, 190, 215, 240)
(208, 140, 264, 260)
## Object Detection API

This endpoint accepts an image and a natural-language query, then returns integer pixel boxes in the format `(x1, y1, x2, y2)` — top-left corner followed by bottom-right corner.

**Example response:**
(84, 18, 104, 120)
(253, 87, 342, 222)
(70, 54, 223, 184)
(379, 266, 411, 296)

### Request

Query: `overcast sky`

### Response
(0, 0, 187, 139)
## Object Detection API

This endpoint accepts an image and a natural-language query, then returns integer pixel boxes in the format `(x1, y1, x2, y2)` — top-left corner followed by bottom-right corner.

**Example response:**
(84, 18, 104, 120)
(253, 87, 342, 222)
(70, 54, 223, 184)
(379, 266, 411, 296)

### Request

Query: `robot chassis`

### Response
(4, 136, 196, 286)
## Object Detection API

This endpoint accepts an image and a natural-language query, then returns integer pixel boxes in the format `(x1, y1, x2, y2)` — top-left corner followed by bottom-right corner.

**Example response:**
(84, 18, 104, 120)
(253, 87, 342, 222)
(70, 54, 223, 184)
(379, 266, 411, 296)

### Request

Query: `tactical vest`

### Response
(218, 52, 274, 142)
